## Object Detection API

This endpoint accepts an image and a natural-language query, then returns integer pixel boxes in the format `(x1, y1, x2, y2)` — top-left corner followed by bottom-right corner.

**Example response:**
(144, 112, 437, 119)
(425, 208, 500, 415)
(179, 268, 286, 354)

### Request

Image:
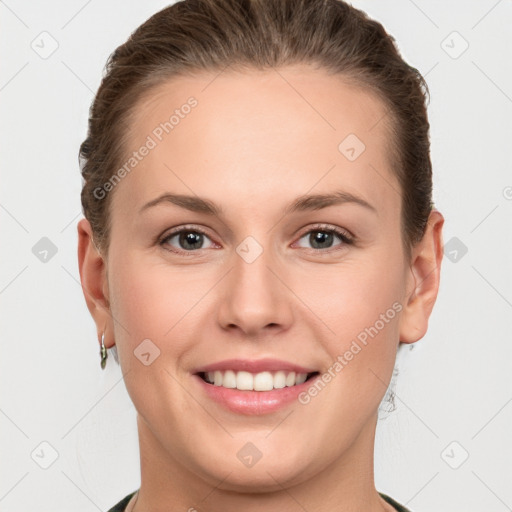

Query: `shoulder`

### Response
(379, 492, 413, 512)
(106, 490, 138, 512)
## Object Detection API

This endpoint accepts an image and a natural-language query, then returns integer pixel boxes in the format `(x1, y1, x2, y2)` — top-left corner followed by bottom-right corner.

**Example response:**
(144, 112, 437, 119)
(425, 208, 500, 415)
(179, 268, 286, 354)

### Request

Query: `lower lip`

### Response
(193, 374, 319, 415)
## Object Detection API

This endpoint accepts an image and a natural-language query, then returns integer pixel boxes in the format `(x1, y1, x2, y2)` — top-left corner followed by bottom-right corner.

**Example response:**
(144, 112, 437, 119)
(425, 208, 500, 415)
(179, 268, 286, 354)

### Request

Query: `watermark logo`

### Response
(298, 301, 403, 405)
(32, 237, 58, 263)
(93, 97, 198, 200)
(443, 236, 468, 263)
(31, 441, 59, 469)
(134, 338, 161, 366)
(338, 133, 366, 161)
(236, 236, 264, 263)
(440, 441, 469, 469)
(31, 31, 59, 59)
(441, 31, 469, 60)
(237, 442, 263, 468)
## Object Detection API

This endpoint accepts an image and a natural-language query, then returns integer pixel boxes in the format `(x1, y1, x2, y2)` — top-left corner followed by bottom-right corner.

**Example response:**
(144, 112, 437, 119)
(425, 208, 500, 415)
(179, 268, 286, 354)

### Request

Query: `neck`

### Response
(131, 412, 393, 512)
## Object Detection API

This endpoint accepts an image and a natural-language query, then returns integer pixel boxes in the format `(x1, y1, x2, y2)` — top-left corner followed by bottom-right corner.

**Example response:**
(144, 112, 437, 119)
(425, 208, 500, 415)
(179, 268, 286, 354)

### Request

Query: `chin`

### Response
(194, 443, 316, 493)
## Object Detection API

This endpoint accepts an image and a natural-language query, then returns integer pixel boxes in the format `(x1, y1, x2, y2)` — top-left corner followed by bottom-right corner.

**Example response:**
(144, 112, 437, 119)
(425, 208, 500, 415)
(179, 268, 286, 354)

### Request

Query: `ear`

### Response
(77, 218, 115, 349)
(399, 209, 445, 344)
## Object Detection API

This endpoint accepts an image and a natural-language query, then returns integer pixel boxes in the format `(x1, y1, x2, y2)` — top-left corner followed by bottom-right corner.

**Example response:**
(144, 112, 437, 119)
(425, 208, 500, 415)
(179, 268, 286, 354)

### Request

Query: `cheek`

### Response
(293, 267, 403, 428)
(301, 252, 404, 383)
(306, 254, 403, 332)
(107, 256, 201, 421)
(107, 254, 198, 359)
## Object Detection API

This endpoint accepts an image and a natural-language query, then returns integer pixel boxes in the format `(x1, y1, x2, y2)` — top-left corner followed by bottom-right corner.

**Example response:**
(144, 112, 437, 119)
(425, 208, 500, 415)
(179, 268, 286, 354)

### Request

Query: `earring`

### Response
(100, 332, 108, 370)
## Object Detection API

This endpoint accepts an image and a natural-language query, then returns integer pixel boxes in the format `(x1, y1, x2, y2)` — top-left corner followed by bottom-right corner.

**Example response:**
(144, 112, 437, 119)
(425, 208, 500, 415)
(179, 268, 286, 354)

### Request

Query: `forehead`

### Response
(112, 65, 400, 222)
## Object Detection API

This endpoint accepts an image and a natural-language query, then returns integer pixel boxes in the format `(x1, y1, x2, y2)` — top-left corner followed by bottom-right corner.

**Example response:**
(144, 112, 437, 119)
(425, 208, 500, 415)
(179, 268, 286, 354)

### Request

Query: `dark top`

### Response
(107, 490, 412, 511)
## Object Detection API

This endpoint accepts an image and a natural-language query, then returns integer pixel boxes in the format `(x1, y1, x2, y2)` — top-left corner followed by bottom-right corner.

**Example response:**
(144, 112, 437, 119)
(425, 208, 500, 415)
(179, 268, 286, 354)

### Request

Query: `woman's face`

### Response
(80, 65, 442, 492)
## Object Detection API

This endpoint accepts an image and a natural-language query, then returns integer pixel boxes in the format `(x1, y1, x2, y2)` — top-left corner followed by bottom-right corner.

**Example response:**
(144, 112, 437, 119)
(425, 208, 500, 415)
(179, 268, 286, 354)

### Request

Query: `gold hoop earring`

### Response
(100, 332, 108, 370)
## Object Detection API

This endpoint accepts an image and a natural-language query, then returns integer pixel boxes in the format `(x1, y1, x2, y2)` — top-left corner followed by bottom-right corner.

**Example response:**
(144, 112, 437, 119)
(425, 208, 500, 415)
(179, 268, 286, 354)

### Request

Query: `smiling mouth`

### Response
(198, 370, 320, 391)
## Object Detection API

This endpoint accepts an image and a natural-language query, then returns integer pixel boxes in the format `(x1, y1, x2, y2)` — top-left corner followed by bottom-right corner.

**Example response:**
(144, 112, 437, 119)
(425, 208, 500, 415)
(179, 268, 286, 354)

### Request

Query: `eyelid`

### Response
(296, 223, 354, 241)
(158, 225, 216, 253)
(292, 223, 354, 253)
(158, 223, 354, 254)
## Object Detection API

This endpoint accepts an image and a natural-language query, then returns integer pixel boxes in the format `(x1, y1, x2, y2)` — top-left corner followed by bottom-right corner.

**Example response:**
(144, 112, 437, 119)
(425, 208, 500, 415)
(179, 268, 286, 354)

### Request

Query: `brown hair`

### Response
(79, 0, 433, 261)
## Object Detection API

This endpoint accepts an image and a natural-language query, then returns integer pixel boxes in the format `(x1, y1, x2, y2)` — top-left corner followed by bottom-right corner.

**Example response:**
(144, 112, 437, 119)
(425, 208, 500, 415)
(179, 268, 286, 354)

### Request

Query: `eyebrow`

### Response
(139, 190, 377, 216)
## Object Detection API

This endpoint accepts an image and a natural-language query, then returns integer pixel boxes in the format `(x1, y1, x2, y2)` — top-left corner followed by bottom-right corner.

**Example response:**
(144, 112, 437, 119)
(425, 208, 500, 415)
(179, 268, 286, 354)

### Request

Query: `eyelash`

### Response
(295, 224, 355, 252)
(158, 224, 354, 255)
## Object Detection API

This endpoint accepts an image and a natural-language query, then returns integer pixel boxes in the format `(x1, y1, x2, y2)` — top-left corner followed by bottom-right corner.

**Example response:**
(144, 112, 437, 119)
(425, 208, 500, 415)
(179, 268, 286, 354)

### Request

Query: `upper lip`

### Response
(192, 358, 317, 374)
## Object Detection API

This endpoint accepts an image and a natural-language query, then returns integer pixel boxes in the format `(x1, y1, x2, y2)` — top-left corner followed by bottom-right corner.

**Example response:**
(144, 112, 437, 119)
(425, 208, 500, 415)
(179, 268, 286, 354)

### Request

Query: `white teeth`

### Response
(204, 370, 310, 390)
(236, 371, 253, 390)
(295, 373, 307, 385)
(223, 370, 237, 388)
(273, 370, 286, 389)
(285, 371, 296, 387)
(253, 371, 274, 391)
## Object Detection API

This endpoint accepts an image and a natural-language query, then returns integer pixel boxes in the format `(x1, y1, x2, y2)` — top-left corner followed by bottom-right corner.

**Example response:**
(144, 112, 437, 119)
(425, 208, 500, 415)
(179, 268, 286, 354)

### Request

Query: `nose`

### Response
(216, 239, 294, 338)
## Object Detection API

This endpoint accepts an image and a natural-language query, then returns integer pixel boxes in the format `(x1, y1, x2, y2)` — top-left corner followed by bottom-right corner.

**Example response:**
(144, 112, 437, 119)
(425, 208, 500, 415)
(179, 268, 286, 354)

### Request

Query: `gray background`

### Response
(1, 1, 511, 511)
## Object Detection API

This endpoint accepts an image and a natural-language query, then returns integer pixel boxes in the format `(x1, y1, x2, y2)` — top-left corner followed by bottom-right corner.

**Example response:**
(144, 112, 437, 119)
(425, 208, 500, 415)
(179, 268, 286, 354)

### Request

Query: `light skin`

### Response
(77, 64, 444, 512)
